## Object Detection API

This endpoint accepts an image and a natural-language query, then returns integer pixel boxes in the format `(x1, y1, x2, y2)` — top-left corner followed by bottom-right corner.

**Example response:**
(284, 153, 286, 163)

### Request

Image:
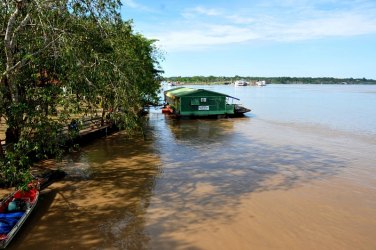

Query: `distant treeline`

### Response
(165, 76, 376, 85)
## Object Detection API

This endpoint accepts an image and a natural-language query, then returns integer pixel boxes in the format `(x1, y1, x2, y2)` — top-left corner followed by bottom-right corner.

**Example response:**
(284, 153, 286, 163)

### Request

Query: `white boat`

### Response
(255, 80, 266, 86)
(167, 81, 177, 86)
(234, 80, 248, 86)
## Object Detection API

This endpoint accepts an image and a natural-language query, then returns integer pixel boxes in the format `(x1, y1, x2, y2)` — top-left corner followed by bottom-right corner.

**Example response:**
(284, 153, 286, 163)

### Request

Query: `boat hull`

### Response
(0, 188, 39, 249)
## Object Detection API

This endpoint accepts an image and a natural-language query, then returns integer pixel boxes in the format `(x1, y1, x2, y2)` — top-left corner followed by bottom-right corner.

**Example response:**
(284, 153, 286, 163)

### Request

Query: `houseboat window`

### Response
(198, 106, 210, 111)
(191, 99, 200, 105)
(201, 98, 207, 102)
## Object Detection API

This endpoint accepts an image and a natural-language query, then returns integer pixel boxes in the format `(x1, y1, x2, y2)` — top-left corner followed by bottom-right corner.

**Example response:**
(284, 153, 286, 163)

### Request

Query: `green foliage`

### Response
(0, 0, 162, 187)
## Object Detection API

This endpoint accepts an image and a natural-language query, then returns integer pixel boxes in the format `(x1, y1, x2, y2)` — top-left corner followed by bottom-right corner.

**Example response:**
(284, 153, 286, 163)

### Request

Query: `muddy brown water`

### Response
(7, 85, 376, 249)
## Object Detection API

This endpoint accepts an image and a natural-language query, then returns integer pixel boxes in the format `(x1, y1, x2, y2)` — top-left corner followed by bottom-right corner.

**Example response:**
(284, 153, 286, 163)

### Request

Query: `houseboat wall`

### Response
(164, 88, 236, 116)
(179, 95, 234, 116)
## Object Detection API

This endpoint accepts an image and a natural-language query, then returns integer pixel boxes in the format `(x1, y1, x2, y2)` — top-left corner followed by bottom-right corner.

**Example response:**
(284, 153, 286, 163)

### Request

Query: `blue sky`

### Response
(120, 0, 376, 79)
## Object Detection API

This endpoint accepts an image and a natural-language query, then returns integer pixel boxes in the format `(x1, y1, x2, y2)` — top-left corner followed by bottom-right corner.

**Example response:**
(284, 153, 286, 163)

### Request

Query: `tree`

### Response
(0, 0, 162, 187)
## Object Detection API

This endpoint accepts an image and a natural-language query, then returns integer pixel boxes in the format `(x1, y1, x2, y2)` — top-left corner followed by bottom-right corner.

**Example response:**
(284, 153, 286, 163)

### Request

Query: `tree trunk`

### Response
(5, 126, 20, 144)
(0, 139, 4, 159)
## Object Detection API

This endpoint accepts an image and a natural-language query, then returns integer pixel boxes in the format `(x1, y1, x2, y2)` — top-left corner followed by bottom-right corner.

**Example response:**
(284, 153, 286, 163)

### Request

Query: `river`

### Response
(9, 84, 376, 249)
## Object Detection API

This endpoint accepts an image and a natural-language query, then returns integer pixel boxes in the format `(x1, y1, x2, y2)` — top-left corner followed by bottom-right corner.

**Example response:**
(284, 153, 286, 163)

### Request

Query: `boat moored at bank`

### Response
(234, 80, 249, 86)
(163, 87, 250, 117)
(0, 185, 39, 249)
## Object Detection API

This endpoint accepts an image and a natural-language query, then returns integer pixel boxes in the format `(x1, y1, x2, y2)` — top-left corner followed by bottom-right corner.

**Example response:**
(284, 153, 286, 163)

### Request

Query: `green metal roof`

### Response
(164, 87, 240, 100)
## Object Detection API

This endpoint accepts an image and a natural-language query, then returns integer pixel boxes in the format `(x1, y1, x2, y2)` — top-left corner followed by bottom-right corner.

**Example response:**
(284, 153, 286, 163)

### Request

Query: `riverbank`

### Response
(0, 120, 118, 193)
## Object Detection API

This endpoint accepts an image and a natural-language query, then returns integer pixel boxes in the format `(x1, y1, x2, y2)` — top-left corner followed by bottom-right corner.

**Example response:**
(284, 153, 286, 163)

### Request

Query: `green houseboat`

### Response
(163, 87, 250, 117)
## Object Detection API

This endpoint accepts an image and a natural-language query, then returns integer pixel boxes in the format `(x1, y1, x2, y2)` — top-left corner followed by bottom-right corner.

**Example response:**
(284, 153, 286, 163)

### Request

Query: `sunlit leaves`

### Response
(0, 0, 162, 187)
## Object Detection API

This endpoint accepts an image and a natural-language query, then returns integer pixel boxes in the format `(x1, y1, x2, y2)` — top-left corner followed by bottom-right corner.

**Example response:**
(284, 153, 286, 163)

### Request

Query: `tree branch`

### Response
(1, 33, 64, 79)
(4, 4, 20, 71)
(10, 13, 30, 50)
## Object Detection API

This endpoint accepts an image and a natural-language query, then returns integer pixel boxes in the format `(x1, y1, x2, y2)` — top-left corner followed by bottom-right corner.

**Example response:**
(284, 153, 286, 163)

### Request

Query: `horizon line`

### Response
(163, 76, 376, 81)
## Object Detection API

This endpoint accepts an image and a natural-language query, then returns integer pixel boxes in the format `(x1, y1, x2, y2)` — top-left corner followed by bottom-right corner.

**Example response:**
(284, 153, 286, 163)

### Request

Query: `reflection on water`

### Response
(146, 115, 347, 233)
(10, 135, 162, 250)
(9, 85, 376, 249)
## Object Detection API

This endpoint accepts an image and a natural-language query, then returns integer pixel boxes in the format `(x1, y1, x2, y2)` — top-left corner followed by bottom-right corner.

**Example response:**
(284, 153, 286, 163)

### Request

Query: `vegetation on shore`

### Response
(0, 1, 162, 187)
(165, 76, 376, 85)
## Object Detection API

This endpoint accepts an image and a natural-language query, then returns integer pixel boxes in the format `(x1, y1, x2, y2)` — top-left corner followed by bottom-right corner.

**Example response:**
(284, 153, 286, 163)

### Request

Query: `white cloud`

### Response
(154, 24, 260, 51)
(274, 12, 376, 41)
(182, 6, 223, 18)
(124, 0, 138, 8)
(193, 6, 222, 16)
(226, 15, 255, 24)
(123, 0, 154, 12)
(148, 2, 376, 51)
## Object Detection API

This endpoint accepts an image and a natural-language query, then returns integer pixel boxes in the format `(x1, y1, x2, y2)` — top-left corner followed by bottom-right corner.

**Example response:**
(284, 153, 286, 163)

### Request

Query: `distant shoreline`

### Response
(173, 82, 376, 85)
(164, 76, 376, 85)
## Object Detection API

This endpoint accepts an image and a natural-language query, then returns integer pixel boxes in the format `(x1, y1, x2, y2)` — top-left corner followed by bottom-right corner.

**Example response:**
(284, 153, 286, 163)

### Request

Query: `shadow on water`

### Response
(8, 190, 57, 250)
(145, 114, 347, 235)
(10, 113, 347, 249)
(9, 136, 167, 249)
